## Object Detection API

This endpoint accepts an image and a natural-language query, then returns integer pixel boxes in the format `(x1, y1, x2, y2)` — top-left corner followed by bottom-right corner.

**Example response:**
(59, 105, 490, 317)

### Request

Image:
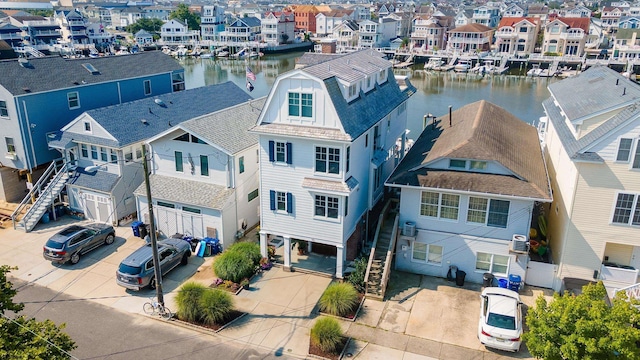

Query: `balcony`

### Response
(0, 33, 22, 40)
(560, 32, 584, 40)
(600, 262, 638, 290)
(34, 30, 60, 37)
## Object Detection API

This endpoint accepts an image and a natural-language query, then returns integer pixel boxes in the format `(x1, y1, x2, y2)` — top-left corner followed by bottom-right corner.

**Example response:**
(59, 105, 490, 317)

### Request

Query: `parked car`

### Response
(116, 238, 191, 291)
(43, 223, 116, 264)
(478, 287, 523, 352)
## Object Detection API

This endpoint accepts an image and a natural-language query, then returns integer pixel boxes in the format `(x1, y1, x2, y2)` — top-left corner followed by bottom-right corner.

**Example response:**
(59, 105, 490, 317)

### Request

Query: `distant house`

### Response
(160, 19, 200, 46)
(292, 4, 327, 33)
(495, 17, 539, 56)
(357, 19, 396, 48)
(219, 16, 261, 44)
(387, 100, 552, 285)
(134, 29, 153, 44)
(602, 6, 624, 31)
(613, 28, 640, 60)
(502, 4, 525, 18)
(0, 21, 22, 50)
(454, 9, 473, 27)
(446, 23, 493, 53)
(330, 19, 359, 51)
(9, 14, 61, 52)
(252, 50, 415, 278)
(200, 4, 226, 42)
(47, 83, 252, 229)
(471, 5, 501, 28)
(542, 17, 590, 56)
(410, 14, 454, 52)
(619, 15, 640, 29)
(262, 11, 295, 45)
(136, 96, 263, 246)
(315, 9, 353, 37)
(539, 66, 640, 293)
(0, 52, 184, 204)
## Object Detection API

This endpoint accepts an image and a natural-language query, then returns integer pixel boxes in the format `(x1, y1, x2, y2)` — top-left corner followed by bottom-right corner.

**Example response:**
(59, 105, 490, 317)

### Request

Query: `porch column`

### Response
(259, 231, 268, 258)
(283, 236, 292, 272)
(336, 246, 344, 279)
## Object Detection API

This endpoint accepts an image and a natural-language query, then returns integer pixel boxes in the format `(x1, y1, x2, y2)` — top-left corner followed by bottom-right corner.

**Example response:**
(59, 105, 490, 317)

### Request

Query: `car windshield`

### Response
(118, 264, 141, 275)
(487, 313, 516, 330)
(45, 239, 65, 249)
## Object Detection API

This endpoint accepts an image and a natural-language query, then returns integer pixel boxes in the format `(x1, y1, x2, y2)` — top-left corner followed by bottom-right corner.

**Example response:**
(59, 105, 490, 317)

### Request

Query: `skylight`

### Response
(82, 63, 100, 75)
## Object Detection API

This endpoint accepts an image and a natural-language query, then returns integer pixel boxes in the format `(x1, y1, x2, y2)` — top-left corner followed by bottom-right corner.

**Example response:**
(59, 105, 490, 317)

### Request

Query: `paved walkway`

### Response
(0, 218, 552, 359)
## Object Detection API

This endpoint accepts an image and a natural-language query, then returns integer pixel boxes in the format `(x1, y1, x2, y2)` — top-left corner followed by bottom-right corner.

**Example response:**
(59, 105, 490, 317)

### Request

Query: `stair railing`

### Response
(379, 213, 399, 299)
(364, 199, 393, 296)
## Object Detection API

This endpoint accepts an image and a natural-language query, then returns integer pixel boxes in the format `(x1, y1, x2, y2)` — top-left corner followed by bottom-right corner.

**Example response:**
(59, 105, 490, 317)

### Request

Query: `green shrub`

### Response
(346, 257, 368, 292)
(199, 288, 234, 326)
(310, 317, 343, 353)
(213, 250, 255, 283)
(228, 242, 261, 265)
(319, 282, 359, 317)
(175, 282, 207, 323)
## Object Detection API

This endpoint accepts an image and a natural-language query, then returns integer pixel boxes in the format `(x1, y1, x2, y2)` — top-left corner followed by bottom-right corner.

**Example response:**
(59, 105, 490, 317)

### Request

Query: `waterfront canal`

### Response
(179, 51, 558, 139)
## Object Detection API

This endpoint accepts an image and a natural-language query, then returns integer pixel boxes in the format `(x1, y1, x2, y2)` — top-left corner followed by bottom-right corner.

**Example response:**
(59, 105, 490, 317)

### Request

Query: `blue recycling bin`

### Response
(498, 278, 508, 288)
(203, 237, 221, 255)
(131, 221, 143, 237)
(508, 274, 522, 292)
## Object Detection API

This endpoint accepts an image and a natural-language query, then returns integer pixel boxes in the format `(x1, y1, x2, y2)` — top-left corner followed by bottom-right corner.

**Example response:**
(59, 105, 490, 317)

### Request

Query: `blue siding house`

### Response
(0, 51, 183, 202)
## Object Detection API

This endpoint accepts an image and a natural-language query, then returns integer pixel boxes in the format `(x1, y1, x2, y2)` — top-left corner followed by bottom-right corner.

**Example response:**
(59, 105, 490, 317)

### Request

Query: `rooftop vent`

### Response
(18, 58, 32, 69)
(141, 119, 148, 125)
(154, 98, 167, 107)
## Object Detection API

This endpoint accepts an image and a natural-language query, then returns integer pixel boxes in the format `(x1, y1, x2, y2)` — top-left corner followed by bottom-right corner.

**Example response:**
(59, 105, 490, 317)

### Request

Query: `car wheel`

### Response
(181, 253, 189, 266)
(105, 234, 115, 245)
(70, 252, 80, 264)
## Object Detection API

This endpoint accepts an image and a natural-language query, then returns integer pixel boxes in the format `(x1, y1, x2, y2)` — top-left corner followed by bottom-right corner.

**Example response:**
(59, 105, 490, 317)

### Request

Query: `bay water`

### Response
(179, 52, 558, 139)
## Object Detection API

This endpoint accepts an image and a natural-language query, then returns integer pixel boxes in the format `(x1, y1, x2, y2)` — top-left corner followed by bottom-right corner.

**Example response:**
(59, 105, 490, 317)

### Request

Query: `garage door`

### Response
(182, 213, 204, 238)
(156, 207, 178, 237)
(83, 193, 113, 224)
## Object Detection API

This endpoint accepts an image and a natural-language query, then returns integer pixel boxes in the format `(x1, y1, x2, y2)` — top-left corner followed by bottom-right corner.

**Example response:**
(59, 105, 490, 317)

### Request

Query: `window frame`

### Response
(288, 92, 313, 118)
(90, 145, 98, 160)
(5, 137, 15, 153)
(67, 92, 80, 110)
(200, 155, 209, 176)
(144, 79, 152, 95)
(0, 100, 8, 117)
(175, 151, 183, 172)
(611, 192, 640, 226)
(632, 140, 640, 169)
(475, 252, 510, 276)
(248, 189, 259, 202)
(314, 194, 340, 220)
(239, 156, 245, 174)
(80, 144, 88, 158)
(315, 146, 341, 174)
(83, 121, 91, 132)
(419, 191, 460, 221)
(411, 241, 443, 265)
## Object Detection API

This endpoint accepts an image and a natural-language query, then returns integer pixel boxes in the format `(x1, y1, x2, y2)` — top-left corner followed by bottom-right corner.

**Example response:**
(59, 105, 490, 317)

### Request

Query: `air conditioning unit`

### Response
(509, 234, 529, 254)
(403, 221, 416, 237)
(4, 153, 16, 160)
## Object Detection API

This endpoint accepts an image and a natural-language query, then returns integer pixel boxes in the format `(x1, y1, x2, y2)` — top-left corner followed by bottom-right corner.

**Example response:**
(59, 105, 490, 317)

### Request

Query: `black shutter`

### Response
(268, 140, 275, 162)
(286, 192, 293, 213)
(286, 142, 292, 164)
(269, 190, 276, 210)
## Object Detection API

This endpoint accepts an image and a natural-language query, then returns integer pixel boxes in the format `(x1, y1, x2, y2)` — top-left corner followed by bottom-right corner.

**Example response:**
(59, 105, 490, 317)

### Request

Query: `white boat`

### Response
(217, 51, 229, 57)
(454, 60, 470, 73)
(174, 45, 188, 57)
(200, 53, 213, 59)
(424, 57, 444, 70)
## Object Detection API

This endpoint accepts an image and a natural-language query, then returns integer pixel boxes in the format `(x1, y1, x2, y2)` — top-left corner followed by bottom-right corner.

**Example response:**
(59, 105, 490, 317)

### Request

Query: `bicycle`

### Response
(143, 298, 172, 320)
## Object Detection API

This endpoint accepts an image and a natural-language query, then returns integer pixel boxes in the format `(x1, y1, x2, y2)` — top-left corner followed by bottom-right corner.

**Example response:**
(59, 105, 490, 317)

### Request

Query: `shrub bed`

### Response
(175, 281, 240, 330)
(309, 317, 348, 359)
(318, 282, 360, 318)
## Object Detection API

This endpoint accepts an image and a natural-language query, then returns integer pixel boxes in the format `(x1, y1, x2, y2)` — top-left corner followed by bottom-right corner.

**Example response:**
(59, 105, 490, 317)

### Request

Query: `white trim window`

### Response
(314, 194, 339, 219)
(476, 252, 509, 275)
(83, 121, 91, 132)
(612, 192, 640, 226)
(467, 197, 511, 228)
(633, 141, 640, 169)
(616, 138, 633, 162)
(288, 92, 313, 118)
(0, 100, 8, 117)
(80, 144, 88, 158)
(315, 146, 340, 174)
(67, 92, 80, 110)
(412, 242, 443, 265)
(420, 191, 460, 220)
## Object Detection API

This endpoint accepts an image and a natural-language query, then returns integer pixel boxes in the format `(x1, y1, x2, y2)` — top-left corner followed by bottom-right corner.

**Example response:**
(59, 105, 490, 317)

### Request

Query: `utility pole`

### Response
(142, 144, 164, 306)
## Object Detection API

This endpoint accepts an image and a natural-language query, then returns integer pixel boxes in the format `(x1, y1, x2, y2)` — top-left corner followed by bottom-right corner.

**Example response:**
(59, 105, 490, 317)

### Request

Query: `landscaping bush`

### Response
(319, 282, 359, 317)
(228, 242, 261, 265)
(310, 317, 343, 353)
(213, 250, 255, 283)
(175, 282, 207, 323)
(199, 288, 234, 326)
(346, 257, 367, 293)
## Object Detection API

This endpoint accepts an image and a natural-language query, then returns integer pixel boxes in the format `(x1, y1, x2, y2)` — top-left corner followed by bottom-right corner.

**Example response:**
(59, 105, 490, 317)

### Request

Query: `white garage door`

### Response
(83, 193, 113, 224)
(156, 207, 178, 237)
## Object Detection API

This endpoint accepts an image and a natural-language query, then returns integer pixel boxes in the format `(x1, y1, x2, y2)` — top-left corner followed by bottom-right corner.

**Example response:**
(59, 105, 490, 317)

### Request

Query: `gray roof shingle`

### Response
(0, 51, 182, 95)
(133, 174, 235, 210)
(387, 100, 552, 201)
(66, 167, 120, 192)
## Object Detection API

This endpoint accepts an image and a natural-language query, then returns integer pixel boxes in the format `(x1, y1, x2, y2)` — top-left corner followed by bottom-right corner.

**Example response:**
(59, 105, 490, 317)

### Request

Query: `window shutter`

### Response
(286, 142, 292, 164)
(286, 192, 293, 213)
(270, 190, 276, 210)
(268, 140, 275, 162)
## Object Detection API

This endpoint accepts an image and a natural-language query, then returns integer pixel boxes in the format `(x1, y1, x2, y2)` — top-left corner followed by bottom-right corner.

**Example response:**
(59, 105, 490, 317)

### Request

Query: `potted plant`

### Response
(260, 257, 272, 270)
(292, 240, 308, 255)
(240, 278, 250, 290)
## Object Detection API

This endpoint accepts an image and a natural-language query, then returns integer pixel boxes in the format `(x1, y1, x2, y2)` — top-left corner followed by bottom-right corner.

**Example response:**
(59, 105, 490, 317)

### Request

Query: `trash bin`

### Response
(508, 274, 522, 292)
(138, 223, 148, 239)
(483, 272, 494, 287)
(131, 221, 143, 237)
(455, 270, 466, 286)
(41, 212, 50, 224)
(498, 278, 508, 288)
(203, 237, 221, 255)
(447, 265, 458, 281)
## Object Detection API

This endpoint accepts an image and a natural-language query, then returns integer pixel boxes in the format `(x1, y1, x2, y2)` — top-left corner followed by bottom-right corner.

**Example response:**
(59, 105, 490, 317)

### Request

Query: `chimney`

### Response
(449, 105, 452, 127)
(320, 39, 337, 54)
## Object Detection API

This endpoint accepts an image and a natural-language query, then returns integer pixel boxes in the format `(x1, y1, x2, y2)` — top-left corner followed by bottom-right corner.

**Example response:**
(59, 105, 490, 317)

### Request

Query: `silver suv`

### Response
(115, 238, 191, 291)
(43, 223, 115, 264)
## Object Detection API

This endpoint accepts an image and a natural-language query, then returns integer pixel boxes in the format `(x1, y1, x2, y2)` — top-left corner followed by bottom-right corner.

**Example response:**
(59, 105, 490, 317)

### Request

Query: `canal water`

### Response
(179, 51, 558, 140)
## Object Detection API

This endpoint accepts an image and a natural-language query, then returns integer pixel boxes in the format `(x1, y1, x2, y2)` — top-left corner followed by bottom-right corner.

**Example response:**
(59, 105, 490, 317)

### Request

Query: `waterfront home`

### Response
(357, 19, 396, 48)
(539, 66, 640, 293)
(45, 83, 252, 229)
(160, 19, 200, 46)
(541, 16, 590, 56)
(502, 4, 525, 18)
(330, 19, 359, 52)
(387, 100, 552, 286)
(315, 9, 354, 37)
(219, 16, 261, 45)
(135, 97, 263, 246)
(612, 29, 640, 60)
(251, 49, 415, 278)
(86, 22, 114, 51)
(454, 9, 473, 27)
(9, 14, 61, 53)
(200, 4, 226, 43)
(262, 11, 295, 46)
(471, 5, 501, 28)
(55, 10, 90, 51)
(410, 14, 455, 52)
(0, 21, 22, 50)
(134, 29, 153, 45)
(0, 52, 183, 203)
(292, 5, 329, 34)
(495, 17, 540, 56)
(558, 5, 592, 18)
(602, 6, 624, 32)
(446, 23, 493, 53)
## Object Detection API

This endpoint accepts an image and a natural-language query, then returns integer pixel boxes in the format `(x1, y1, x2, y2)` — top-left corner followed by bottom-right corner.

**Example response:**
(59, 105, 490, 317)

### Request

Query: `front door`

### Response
(630, 246, 640, 270)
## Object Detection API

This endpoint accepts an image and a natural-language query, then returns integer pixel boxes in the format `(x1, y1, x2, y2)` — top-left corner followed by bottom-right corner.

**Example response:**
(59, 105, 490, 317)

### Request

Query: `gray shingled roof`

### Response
(0, 51, 182, 95)
(133, 174, 235, 210)
(66, 167, 120, 192)
(296, 52, 344, 68)
(387, 100, 552, 201)
(303, 49, 393, 83)
(547, 66, 640, 122)
(180, 98, 265, 155)
(80, 82, 252, 148)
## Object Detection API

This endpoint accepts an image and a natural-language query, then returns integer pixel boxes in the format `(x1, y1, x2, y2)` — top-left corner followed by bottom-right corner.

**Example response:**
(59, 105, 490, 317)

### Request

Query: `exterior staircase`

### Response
(364, 199, 399, 300)
(12, 159, 72, 232)
(20, 46, 46, 58)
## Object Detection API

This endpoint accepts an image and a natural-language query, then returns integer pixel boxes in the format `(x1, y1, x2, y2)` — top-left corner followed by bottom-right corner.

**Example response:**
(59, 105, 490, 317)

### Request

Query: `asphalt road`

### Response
(10, 277, 293, 360)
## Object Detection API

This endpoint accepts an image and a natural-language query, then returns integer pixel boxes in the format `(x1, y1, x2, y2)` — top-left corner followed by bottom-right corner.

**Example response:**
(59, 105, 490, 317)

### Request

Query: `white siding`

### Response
(233, 146, 261, 232)
(64, 114, 115, 140)
(590, 119, 640, 161)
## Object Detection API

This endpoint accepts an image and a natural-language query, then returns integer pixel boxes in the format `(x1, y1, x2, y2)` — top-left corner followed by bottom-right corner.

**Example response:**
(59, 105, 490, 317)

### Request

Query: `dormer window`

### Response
(348, 84, 357, 98)
(449, 159, 466, 169)
(470, 161, 487, 170)
(379, 69, 387, 83)
(288, 92, 313, 118)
